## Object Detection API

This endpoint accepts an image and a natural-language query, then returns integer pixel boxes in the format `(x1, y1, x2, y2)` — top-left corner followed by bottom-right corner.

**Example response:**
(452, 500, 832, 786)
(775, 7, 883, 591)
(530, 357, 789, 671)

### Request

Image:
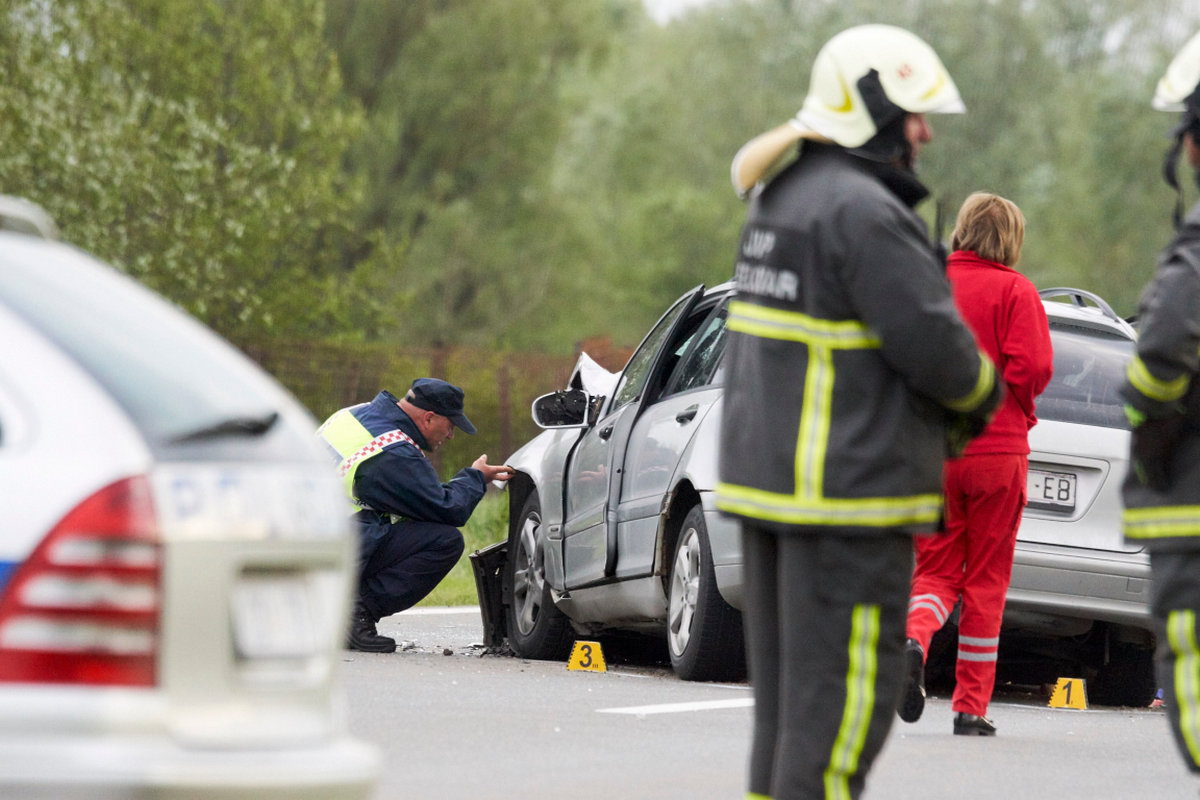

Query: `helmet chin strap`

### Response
(850, 69, 913, 168)
(1164, 84, 1200, 229)
(1163, 134, 1185, 230)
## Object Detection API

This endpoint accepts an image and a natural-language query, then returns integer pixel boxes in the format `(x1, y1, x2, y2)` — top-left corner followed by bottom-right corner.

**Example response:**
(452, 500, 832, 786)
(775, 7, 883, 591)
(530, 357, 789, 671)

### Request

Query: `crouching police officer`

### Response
(318, 378, 513, 652)
(1122, 30, 1200, 777)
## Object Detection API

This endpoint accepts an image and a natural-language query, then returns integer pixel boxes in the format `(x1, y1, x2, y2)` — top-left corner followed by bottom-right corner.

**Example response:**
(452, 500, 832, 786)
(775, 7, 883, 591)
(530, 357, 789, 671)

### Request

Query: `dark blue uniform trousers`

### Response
(357, 519, 464, 620)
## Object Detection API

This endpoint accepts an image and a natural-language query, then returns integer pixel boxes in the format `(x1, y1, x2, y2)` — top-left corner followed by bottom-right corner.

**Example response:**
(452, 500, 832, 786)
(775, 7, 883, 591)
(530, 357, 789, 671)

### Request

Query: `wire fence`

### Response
(238, 336, 633, 478)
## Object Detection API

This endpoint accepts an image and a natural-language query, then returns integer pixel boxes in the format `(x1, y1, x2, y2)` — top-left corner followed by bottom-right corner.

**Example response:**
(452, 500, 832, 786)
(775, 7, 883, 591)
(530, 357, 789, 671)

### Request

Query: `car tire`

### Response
(504, 492, 574, 661)
(1089, 642, 1157, 708)
(667, 504, 745, 682)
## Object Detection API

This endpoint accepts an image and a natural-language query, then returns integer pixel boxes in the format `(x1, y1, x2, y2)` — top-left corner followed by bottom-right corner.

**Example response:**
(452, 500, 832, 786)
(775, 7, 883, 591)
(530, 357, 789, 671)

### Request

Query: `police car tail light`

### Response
(0, 477, 161, 687)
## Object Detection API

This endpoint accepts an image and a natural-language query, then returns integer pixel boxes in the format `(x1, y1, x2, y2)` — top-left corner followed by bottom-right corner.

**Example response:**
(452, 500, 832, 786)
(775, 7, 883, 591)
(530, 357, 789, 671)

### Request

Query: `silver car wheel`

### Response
(668, 523, 701, 657)
(512, 507, 546, 637)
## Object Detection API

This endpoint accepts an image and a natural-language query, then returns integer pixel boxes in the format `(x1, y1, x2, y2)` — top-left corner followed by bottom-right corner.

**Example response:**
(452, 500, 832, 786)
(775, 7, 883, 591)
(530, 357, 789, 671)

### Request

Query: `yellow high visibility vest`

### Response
(317, 407, 418, 511)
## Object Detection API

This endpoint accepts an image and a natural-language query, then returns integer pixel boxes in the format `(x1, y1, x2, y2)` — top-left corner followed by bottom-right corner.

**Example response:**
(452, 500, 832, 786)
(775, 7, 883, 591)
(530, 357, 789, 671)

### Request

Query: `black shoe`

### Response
(347, 601, 396, 653)
(898, 638, 925, 723)
(953, 713, 996, 736)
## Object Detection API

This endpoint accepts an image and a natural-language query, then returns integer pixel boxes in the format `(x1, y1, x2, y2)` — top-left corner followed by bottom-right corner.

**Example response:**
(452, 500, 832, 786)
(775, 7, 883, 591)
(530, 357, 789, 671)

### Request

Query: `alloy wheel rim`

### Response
(513, 510, 545, 636)
(668, 525, 700, 656)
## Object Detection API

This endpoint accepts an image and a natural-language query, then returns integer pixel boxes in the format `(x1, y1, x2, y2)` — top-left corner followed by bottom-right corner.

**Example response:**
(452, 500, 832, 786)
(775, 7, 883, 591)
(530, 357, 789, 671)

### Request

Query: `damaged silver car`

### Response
(479, 283, 1153, 704)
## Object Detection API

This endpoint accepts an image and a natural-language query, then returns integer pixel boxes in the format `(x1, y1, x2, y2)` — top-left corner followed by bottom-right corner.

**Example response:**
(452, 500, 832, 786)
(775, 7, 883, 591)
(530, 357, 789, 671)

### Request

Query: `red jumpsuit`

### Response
(905, 250, 1054, 716)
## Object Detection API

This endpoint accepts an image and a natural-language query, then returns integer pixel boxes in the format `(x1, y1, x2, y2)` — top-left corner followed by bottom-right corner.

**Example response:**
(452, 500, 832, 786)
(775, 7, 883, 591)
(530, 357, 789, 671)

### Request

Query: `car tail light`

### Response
(0, 476, 161, 686)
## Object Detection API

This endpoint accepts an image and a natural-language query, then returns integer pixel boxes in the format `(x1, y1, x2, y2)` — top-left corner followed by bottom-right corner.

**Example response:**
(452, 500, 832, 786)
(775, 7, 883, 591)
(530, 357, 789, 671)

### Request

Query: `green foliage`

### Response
(246, 337, 582, 479)
(326, 0, 637, 350)
(612, 0, 1200, 320)
(3, 0, 1200, 359)
(0, 0, 371, 341)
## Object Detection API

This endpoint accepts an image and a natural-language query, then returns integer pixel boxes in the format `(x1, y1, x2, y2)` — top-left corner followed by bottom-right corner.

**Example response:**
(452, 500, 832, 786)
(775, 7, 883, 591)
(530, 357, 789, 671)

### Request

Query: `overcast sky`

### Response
(642, 0, 712, 24)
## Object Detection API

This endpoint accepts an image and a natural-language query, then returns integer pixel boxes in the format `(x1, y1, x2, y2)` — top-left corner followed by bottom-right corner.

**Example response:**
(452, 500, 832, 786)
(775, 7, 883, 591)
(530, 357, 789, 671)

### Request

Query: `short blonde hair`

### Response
(950, 192, 1025, 267)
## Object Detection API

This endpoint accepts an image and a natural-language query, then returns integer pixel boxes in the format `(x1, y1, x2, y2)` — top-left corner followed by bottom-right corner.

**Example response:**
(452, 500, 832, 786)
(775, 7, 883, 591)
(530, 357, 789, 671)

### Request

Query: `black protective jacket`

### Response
(716, 144, 999, 535)
(1122, 200, 1200, 551)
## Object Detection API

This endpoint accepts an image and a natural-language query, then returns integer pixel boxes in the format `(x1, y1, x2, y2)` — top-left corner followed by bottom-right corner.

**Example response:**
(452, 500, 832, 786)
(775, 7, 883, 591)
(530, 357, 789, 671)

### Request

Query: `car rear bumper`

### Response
(0, 732, 380, 799)
(1006, 543, 1152, 632)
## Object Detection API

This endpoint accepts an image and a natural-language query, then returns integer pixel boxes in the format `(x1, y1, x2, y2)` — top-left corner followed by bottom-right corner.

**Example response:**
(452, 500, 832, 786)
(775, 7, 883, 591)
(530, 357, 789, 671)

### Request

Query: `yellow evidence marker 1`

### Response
(1048, 677, 1088, 709)
(567, 640, 607, 672)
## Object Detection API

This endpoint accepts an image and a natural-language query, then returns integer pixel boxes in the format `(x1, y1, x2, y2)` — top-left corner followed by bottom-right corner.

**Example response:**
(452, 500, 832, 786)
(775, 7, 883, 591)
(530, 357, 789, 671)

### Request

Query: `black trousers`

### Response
(357, 519, 464, 620)
(1150, 549, 1200, 774)
(741, 523, 912, 800)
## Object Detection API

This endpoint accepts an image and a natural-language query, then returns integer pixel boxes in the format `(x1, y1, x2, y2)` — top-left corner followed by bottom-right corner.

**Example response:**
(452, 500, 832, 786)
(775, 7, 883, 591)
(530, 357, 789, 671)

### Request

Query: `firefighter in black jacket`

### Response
(716, 25, 1001, 799)
(1122, 30, 1200, 777)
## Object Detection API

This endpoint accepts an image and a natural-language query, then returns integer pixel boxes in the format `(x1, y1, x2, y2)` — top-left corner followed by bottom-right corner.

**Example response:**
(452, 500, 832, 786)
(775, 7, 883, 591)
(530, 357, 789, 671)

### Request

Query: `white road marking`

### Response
(597, 698, 754, 715)
(399, 605, 481, 615)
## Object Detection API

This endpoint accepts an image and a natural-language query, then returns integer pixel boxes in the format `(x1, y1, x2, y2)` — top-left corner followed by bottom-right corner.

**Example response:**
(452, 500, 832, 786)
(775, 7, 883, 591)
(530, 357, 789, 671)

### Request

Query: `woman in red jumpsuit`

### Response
(899, 192, 1054, 735)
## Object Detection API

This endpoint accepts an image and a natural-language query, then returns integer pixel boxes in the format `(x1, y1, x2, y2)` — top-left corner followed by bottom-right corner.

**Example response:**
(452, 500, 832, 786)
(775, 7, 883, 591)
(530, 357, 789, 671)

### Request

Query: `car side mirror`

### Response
(531, 388, 598, 429)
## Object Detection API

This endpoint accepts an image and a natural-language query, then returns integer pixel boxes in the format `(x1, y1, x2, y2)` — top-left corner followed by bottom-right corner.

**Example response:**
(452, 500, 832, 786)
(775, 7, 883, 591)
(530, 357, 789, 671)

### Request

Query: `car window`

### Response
(667, 300, 729, 395)
(0, 236, 317, 459)
(610, 292, 697, 413)
(1038, 324, 1133, 430)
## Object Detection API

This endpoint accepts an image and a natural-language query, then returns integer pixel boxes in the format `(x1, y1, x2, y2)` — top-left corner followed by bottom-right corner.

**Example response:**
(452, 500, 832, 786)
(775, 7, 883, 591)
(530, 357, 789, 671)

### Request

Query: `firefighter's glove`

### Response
(944, 369, 1004, 459)
(1126, 403, 1186, 492)
(945, 412, 987, 459)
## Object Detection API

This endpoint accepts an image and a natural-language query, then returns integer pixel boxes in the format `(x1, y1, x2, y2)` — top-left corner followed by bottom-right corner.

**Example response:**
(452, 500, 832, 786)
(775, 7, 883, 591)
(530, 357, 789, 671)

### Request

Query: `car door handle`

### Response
(598, 425, 614, 440)
(675, 405, 698, 424)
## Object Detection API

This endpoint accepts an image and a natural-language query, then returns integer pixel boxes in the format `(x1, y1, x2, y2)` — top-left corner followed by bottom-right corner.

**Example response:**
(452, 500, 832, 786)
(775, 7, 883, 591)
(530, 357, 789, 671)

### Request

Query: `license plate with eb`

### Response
(1026, 468, 1077, 512)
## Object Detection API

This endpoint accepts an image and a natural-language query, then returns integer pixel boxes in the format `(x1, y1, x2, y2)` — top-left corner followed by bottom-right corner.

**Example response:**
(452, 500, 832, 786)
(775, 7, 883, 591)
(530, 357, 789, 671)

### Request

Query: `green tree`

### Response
(0, 0, 369, 342)
(574, 0, 1200, 325)
(325, 0, 634, 351)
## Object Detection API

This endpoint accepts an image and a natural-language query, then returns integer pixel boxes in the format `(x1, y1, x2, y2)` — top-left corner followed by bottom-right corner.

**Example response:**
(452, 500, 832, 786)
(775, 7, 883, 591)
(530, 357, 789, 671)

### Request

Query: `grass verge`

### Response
(418, 491, 509, 607)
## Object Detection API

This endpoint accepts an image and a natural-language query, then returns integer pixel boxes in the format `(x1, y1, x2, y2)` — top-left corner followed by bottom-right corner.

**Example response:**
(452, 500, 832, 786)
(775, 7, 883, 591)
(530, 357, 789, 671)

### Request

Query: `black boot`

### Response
(347, 600, 396, 653)
(953, 712, 997, 736)
(898, 638, 926, 723)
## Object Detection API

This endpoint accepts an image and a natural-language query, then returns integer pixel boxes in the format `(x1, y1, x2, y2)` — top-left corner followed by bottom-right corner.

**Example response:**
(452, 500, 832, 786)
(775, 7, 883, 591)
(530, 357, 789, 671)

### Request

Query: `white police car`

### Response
(0, 216, 378, 797)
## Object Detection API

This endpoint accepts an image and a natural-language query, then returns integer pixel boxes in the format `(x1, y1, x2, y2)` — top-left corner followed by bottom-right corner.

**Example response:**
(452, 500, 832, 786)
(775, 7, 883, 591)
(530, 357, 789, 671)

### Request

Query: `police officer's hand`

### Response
(473, 455, 514, 484)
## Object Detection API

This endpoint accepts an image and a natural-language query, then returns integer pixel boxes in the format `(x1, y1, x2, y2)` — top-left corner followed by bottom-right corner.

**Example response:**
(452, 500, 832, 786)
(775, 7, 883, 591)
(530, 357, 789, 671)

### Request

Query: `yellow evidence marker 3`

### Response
(567, 640, 607, 672)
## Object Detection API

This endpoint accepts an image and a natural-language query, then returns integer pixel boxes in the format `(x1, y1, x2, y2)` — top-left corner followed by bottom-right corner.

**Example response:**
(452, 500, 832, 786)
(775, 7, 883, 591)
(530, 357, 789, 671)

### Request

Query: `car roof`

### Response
(709, 282, 1134, 340)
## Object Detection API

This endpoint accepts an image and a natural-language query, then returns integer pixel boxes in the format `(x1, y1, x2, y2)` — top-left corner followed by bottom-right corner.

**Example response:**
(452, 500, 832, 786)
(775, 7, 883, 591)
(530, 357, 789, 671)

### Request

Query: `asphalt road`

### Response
(339, 607, 1198, 800)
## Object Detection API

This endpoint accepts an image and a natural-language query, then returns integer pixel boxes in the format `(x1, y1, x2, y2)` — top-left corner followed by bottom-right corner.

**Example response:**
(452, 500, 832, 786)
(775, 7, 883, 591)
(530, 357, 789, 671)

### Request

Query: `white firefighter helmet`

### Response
(1154, 31, 1200, 227)
(732, 24, 963, 196)
(1154, 30, 1200, 111)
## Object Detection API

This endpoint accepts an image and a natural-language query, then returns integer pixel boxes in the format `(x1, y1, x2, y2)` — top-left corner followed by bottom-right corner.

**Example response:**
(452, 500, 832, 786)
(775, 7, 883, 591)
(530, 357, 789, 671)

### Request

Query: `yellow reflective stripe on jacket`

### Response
(798, 346, 834, 500)
(727, 301, 881, 348)
(1127, 355, 1190, 403)
(824, 604, 880, 800)
(1166, 610, 1200, 767)
(316, 408, 416, 510)
(715, 482, 943, 527)
(1124, 505, 1200, 539)
(729, 301, 994, 417)
(942, 351, 996, 413)
(317, 409, 373, 504)
(723, 301, 941, 526)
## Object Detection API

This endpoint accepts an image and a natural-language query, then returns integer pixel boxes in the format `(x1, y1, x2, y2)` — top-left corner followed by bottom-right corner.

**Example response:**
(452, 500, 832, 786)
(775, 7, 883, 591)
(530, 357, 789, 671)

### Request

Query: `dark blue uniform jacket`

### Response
(351, 390, 486, 559)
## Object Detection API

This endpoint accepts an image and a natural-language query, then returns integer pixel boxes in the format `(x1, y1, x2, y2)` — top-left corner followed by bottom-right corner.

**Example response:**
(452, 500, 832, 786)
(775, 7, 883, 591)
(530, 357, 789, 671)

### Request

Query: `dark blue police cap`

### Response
(406, 378, 477, 434)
